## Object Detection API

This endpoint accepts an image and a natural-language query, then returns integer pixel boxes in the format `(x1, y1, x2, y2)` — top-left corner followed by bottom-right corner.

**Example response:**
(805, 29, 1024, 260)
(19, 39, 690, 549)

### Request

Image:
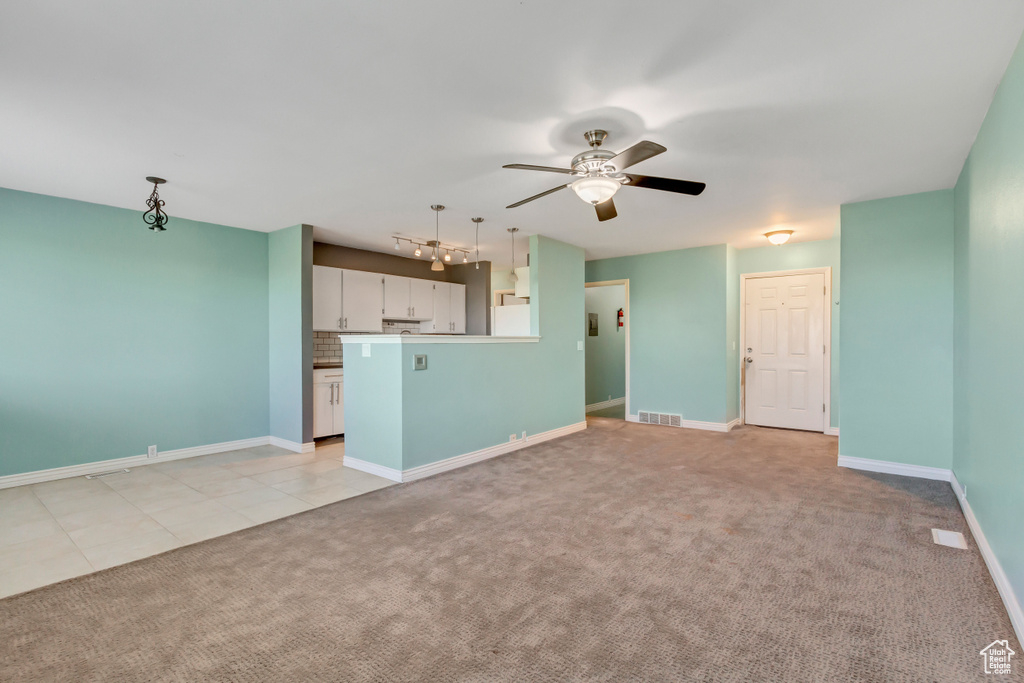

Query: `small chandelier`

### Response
(143, 177, 169, 231)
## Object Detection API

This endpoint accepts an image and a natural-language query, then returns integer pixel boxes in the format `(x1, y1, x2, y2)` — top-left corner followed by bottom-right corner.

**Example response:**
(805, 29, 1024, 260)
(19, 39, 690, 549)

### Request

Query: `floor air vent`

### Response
(638, 411, 682, 427)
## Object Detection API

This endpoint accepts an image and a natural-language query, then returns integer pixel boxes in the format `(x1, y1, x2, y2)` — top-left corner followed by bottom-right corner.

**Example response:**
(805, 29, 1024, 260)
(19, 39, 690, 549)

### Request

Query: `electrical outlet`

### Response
(509, 434, 518, 442)
(147, 445, 157, 459)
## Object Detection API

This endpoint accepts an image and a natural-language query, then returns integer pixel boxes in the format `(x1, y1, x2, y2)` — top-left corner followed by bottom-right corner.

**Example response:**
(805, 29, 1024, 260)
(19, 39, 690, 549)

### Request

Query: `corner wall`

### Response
(839, 191, 954, 469)
(0, 187, 270, 476)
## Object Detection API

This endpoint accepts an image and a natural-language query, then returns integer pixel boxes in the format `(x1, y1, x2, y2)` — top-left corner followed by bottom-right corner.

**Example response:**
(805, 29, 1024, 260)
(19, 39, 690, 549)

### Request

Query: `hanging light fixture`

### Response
(472, 217, 483, 269)
(394, 237, 401, 250)
(414, 245, 422, 257)
(765, 229, 794, 246)
(444, 250, 451, 263)
(508, 227, 519, 282)
(430, 205, 445, 271)
(143, 177, 169, 231)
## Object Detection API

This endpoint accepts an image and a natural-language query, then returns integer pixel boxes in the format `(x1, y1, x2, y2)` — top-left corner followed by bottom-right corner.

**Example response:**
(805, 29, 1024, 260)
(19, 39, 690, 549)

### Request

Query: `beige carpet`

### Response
(1, 421, 1018, 682)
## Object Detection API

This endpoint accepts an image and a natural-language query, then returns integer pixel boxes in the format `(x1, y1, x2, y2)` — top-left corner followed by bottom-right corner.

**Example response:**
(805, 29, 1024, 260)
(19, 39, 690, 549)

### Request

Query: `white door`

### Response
(744, 273, 825, 432)
(341, 270, 383, 332)
(313, 382, 336, 438)
(312, 266, 342, 331)
(383, 275, 411, 319)
(409, 278, 434, 320)
(450, 284, 466, 334)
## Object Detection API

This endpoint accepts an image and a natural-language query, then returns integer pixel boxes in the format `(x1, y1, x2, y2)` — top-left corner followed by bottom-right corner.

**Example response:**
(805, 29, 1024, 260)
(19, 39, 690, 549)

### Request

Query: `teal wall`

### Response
(268, 224, 312, 445)
(584, 285, 626, 405)
(725, 247, 739, 422)
(586, 245, 730, 424)
(0, 187, 270, 476)
(734, 230, 841, 428)
(952, 32, 1024, 607)
(343, 235, 586, 471)
(839, 191, 954, 469)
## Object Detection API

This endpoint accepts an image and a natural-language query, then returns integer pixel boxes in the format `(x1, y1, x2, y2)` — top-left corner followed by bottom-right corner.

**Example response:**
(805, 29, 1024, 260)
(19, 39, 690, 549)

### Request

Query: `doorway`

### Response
(741, 268, 831, 432)
(584, 280, 629, 420)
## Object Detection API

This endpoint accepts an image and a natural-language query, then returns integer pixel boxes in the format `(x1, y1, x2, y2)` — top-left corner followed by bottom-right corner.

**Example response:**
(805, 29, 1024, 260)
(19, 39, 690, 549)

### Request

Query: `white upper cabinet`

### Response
(422, 282, 466, 334)
(450, 283, 466, 334)
(313, 266, 343, 331)
(382, 275, 435, 320)
(383, 275, 412, 319)
(341, 269, 384, 333)
(409, 278, 434, 321)
(514, 266, 531, 299)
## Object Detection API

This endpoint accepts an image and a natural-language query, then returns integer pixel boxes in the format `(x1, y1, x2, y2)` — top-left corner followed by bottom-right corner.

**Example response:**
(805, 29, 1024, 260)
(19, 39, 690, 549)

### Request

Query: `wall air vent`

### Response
(638, 411, 682, 427)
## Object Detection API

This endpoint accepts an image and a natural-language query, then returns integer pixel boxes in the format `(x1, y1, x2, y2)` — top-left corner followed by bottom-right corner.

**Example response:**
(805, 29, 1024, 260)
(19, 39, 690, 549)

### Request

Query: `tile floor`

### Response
(0, 440, 393, 599)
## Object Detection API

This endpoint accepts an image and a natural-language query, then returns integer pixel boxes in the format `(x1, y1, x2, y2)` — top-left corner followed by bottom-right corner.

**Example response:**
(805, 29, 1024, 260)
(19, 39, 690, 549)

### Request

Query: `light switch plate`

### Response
(413, 354, 427, 371)
(362, 343, 371, 357)
(577, 341, 584, 351)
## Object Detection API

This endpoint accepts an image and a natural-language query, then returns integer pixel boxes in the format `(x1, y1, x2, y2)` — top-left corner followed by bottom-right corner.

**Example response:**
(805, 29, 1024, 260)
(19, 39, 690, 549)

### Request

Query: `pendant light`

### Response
(430, 205, 445, 271)
(508, 227, 519, 282)
(472, 217, 483, 269)
(143, 177, 169, 231)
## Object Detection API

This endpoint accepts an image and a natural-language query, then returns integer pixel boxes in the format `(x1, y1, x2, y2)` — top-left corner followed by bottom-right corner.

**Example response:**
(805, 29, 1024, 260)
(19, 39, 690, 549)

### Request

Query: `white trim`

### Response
(267, 436, 313, 454)
(625, 414, 738, 433)
(342, 456, 403, 482)
(400, 421, 588, 483)
(836, 455, 952, 481)
(825, 426, 840, 436)
(0, 437, 271, 490)
(338, 335, 540, 344)
(739, 267, 832, 434)
(585, 279, 630, 417)
(951, 472, 1024, 643)
(586, 397, 625, 412)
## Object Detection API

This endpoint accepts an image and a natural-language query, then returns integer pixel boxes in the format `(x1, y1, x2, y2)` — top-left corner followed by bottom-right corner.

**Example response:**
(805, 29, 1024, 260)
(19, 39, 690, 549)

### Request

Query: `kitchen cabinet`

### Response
(341, 270, 384, 332)
(514, 266, 531, 299)
(383, 275, 435, 320)
(422, 282, 466, 334)
(313, 266, 343, 331)
(313, 369, 344, 438)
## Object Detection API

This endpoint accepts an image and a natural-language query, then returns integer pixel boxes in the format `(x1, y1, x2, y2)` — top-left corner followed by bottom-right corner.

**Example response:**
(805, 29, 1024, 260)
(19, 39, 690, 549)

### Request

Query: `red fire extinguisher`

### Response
(617, 308, 624, 331)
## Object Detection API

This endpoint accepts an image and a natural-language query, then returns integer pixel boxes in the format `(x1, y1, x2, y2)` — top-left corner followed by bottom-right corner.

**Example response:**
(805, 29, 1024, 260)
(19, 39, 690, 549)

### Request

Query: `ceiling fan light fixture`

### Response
(765, 230, 794, 246)
(571, 175, 620, 205)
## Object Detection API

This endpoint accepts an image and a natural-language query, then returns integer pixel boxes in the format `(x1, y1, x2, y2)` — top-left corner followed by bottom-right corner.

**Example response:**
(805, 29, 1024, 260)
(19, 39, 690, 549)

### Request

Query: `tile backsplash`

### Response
(313, 331, 343, 365)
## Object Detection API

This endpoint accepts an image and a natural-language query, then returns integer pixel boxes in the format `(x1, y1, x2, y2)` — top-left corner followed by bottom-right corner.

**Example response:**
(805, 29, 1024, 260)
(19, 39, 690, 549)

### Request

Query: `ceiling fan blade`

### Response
(506, 184, 568, 209)
(609, 141, 666, 171)
(595, 198, 617, 222)
(624, 174, 706, 195)
(502, 163, 574, 175)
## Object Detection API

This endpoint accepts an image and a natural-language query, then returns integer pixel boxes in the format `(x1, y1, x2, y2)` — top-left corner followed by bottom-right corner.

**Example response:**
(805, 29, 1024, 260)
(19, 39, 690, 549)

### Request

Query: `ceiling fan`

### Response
(503, 130, 706, 221)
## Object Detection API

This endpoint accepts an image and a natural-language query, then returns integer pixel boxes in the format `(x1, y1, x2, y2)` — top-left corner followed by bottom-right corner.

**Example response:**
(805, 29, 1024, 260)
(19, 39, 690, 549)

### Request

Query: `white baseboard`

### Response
(586, 397, 625, 412)
(400, 421, 588, 483)
(837, 455, 952, 481)
(951, 472, 1024, 644)
(0, 436, 271, 490)
(625, 414, 737, 433)
(825, 426, 840, 436)
(268, 436, 313, 454)
(342, 456, 403, 482)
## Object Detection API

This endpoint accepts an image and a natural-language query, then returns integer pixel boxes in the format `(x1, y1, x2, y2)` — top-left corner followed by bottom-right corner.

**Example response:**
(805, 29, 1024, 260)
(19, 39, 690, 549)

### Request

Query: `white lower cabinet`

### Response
(313, 369, 345, 438)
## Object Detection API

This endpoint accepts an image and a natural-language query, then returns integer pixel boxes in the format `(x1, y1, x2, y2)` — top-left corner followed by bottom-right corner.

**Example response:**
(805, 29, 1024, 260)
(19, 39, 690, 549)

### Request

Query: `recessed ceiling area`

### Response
(2, 1, 1023, 263)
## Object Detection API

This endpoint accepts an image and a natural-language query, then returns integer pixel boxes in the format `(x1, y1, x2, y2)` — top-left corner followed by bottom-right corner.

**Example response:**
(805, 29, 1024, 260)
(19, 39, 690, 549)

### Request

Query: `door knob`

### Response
(745, 357, 753, 364)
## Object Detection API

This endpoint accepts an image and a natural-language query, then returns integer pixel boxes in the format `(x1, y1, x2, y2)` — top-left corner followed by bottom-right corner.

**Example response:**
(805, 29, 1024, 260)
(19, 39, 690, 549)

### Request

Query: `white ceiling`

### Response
(3, 1, 1023, 265)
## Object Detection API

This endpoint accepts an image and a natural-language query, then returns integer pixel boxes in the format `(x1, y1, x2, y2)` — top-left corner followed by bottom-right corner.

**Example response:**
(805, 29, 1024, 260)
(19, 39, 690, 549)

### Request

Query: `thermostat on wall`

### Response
(413, 354, 427, 371)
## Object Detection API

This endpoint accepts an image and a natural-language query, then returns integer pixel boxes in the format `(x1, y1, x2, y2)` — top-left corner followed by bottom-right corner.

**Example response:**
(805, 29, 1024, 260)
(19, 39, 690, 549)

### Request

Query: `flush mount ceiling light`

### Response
(472, 217, 483, 270)
(143, 176, 168, 231)
(430, 204, 445, 271)
(508, 227, 519, 282)
(765, 229, 794, 246)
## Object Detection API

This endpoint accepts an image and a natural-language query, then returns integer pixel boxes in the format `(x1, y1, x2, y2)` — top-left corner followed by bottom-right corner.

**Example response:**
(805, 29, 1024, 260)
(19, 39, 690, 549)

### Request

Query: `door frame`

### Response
(739, 267, 832, 434)
(584, 279, 631, 418)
